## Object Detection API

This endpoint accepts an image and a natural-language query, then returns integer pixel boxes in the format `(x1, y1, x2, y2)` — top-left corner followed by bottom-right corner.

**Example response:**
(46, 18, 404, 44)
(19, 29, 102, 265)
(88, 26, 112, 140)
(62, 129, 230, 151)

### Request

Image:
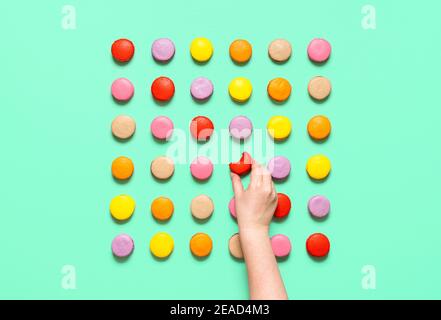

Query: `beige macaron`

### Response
(190, 194, 214, 220)
(229, 233, 244, 259)
(111, 115, 136, 140)
(268, 39, 292, 62)
(308, 76, 332, 101)
(150, 156, 174, 180)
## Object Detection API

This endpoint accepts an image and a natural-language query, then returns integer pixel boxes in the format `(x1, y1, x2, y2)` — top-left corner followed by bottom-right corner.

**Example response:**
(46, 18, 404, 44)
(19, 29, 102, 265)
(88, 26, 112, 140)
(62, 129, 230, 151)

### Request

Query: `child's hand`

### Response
(230, 162, 278, 234)
(230, 161, 288, 300)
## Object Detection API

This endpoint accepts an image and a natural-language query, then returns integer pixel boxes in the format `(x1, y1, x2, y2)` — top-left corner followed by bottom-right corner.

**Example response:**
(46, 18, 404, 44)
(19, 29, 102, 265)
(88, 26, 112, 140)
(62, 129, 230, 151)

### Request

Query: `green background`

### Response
(1, 0, 441, 299)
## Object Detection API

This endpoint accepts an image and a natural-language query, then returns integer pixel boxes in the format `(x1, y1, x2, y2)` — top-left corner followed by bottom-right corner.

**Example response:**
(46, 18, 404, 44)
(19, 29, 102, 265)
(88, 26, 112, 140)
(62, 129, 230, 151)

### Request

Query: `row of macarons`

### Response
(112, 114, 331, 142)
(112, 193, 329, 222)
(110, 192, 319, 222)
(112, 231, 330, 260)
(111, 152, 331, 183)
(111, 75, 332, 103)
(111, 37, 332, 65)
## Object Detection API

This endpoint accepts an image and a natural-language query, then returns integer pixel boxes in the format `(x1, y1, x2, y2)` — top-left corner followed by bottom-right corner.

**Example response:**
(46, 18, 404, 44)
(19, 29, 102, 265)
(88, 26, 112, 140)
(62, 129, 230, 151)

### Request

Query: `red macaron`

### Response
(306, 233, 330, 258)
(111, 38, 135, 63)
(229, 152, 252, 176)
(151, 77, 175, 102)
(273, 193, 291, 219)
(190, 116, 214, 141)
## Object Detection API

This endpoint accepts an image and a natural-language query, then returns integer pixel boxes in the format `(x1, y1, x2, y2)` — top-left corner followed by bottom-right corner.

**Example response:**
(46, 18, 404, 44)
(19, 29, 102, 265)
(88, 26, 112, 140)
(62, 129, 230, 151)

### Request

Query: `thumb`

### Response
(230, 173, 244, 196)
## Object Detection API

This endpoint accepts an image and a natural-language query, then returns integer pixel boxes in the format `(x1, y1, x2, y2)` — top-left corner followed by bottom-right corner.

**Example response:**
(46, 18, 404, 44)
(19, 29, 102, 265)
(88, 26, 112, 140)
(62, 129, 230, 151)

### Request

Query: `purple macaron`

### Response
(229, 116, 253, 140)
(190, 77, 214, 100)
(151, 38, 175, 62)
(308, 195, 330, 218)
(267, 156, 291, 180)
(111, 234, 134, 258)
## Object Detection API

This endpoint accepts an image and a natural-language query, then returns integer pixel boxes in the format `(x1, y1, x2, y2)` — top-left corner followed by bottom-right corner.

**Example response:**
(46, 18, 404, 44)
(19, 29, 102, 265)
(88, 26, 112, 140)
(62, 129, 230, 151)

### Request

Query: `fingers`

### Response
(261, 165, 275, 195)
(262, 165, 273, 187)
(230, 173, 244, 196)
(249, 161, 263, 188)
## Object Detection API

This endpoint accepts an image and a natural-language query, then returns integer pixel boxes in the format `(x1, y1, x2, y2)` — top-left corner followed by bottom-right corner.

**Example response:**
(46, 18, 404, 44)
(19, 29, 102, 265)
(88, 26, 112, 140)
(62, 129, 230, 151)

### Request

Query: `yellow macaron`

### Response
(150, 232, 174, 259)
(190, 37, 213, 62)
(109, 194, 135, 221)
(229, 77, 252, 103)
(306, 155, 331, 180)
(267, 115, 292, 140)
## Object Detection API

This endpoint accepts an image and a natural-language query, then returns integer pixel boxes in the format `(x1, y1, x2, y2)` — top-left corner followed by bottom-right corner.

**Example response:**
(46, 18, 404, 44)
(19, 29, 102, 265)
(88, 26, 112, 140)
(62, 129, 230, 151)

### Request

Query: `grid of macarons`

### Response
(109, 37, 332, 260)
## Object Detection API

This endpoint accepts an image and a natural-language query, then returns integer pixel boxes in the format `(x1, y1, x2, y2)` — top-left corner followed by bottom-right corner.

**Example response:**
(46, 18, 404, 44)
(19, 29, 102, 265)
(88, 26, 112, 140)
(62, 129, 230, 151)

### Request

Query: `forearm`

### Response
(239, 227, 288, 300)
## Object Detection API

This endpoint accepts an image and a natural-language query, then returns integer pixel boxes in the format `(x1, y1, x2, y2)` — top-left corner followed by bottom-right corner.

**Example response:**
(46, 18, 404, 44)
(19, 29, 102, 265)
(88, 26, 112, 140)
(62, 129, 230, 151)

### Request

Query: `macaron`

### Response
(308, 195, 330, 219)
(271, 234, 292, 258)
(150, 156, 175, 180)
(150, 116, 174, 140)
(190, 116, 214, 141)
(229, 39, 252, 64)
(228, 77, 252, 103)
(307, 115, 331, 140)
(190, 37, 213, 62)
(228, 233, 244, 259)
(151, 196, 174, 221)
(151, 76, 175, 102)
(267, 116, 292, 140)
(229, 152, 252, 176)
(229, 116, 253, 140)
(307, 38, 331, 63)
(190, 77, 214, 101)
(190, 156, 213, 180)
(228, 197, 236, 218)
(306, 233, 330, 258)
(308, 76, 332, 101)
(267, 78, 292, 102)
(111, 38, 135, 63)
(111, 115, 136, 140)
(274, 193, 291, 219)
(151, 38, 175, 62)
(268, 39, 292, 62)
(190, 233, 213, 258)
(267, 156, 291, 180)
(190, 194, 214, 220)
(111, 234, 134, 258)
(111, 156, 134, 180)
(150, 232, 174, 259)
(109, 194, 135, 221)
(306, 155, 331, 180)
(111, 78, 134, 101)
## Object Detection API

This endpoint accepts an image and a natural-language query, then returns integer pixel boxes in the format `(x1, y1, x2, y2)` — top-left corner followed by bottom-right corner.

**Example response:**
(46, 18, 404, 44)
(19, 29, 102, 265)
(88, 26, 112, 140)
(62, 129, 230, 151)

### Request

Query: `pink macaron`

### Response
(190, 156, 213, 180)
(307, 38, 331, 63)
(271, 234, 291, 258)
(228, 197, 237, 218)
(111, 78, 134, 101)
(150, 116, 174, 140)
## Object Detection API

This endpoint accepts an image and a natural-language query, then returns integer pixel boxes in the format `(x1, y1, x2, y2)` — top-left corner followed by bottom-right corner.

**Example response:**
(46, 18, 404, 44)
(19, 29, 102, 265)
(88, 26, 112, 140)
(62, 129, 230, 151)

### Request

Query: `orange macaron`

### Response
(229, 39, 252, 64)
(151, 196, 174, 221)
(111, 156, 134, 180)
(267, 78, 291, 102)
(307, 115, 331, 140)
(190, 233, 213, 258)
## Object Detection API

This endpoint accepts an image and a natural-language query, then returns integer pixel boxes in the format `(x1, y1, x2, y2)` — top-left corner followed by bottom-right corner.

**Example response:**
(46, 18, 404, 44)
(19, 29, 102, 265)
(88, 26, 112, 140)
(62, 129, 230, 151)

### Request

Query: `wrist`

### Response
(238, 224, 269, 239)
